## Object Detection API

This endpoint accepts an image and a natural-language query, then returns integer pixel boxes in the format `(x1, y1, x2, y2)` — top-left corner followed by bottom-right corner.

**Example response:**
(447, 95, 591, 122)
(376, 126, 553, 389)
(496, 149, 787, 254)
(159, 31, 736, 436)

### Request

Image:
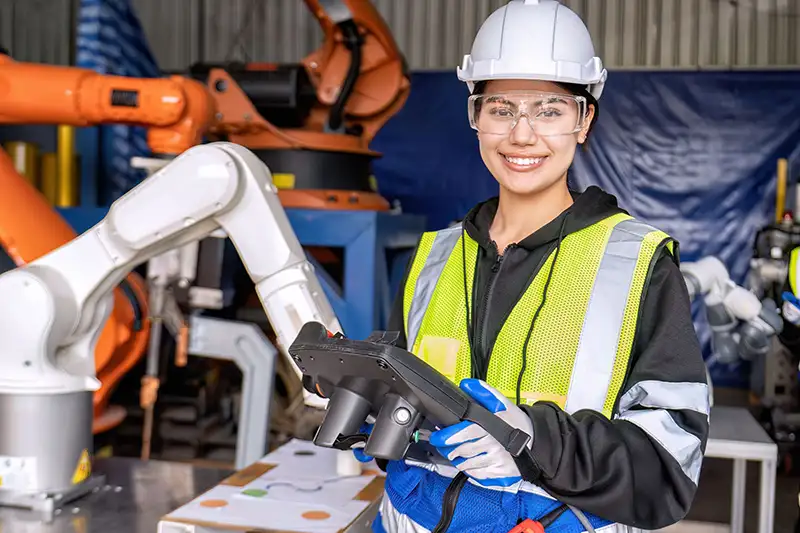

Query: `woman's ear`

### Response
(579, 104, 596, 144)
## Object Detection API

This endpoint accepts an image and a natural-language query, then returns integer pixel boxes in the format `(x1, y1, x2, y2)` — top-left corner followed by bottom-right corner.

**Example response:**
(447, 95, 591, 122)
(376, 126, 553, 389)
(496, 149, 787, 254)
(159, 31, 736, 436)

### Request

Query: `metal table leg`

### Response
(758, 459, 776, 533)
(731, 459, 747, 533)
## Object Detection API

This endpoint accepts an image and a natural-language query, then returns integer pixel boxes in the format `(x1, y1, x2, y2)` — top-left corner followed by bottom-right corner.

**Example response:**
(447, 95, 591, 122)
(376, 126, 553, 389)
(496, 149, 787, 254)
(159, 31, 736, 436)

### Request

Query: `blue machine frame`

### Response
(57, 207, 426, 340)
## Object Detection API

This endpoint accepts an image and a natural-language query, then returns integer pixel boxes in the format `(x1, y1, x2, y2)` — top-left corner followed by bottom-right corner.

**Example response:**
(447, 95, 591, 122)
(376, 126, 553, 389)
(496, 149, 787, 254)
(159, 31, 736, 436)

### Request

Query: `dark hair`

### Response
(472, 80, 599, 148)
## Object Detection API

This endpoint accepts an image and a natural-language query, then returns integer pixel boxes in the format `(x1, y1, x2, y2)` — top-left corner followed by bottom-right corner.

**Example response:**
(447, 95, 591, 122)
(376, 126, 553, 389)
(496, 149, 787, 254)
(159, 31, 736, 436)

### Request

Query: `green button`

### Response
(241, 489, 268, 498)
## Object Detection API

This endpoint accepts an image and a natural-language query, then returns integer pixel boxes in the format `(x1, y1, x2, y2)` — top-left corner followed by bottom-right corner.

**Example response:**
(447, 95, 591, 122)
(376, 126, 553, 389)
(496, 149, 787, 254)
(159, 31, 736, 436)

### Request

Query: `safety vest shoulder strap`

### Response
(564, 216, 674, 415)
(404, 225, 465, 350)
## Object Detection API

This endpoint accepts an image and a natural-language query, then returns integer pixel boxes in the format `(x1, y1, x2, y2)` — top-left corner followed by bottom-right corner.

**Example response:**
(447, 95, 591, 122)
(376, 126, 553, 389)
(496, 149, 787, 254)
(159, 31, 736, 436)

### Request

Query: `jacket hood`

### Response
(463, 185, 628, 251)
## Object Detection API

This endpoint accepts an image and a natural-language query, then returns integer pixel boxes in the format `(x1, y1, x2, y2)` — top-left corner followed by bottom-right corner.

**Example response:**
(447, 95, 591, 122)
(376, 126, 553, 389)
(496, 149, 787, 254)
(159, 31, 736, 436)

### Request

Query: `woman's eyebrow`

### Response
(485, 96, 517, 107)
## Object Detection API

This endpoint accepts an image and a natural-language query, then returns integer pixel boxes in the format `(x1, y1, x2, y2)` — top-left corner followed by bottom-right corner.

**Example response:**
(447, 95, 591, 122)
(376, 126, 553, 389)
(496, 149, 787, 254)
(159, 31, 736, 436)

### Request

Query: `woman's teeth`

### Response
(503, 155, 544, 166)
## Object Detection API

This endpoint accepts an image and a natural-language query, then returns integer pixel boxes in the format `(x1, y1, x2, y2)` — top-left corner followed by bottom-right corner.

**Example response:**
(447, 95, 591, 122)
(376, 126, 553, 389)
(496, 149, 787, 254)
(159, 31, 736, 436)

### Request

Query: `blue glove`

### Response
(352, 423, 374, 463)
(429, 379, 533, 488)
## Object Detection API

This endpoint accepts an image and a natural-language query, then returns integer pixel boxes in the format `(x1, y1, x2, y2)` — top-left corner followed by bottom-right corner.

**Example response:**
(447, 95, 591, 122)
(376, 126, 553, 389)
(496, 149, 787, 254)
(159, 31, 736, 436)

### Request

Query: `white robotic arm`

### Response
(0, 142, 341, 407)
(682, 256, 783, 364)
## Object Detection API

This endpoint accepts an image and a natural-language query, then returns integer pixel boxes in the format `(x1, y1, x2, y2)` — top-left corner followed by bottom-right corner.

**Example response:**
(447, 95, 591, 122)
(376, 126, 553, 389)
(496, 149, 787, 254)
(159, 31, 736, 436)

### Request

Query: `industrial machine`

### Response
(0, 0, 409, 441)
(680, 255, 785, 410)
(680, 248, 800, 480)
(188, 0, 410, 210)
(0, 0, 409, 210)
(682, 256, 784, 368)
(0, 51, 215, 435)
(738, 218, 800, 474)
(0, 142, 341, 512)
(0, 52, 215, 154)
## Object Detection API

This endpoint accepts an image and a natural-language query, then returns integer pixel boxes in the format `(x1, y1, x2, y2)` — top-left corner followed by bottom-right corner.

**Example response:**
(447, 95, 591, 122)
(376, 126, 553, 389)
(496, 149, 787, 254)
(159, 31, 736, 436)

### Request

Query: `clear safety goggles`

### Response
(467, 91, 588, 137)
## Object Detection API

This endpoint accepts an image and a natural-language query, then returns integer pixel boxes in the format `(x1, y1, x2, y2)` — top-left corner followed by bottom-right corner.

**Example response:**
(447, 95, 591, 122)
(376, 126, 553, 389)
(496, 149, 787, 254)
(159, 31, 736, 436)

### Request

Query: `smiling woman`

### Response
(469, 79, 595, 209)
(362, 1, 711, 533)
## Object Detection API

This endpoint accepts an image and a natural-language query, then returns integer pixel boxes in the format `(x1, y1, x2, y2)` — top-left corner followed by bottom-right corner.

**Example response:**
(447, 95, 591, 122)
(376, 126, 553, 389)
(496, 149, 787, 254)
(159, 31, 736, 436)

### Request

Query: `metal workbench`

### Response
(704, 405, 778, 533)
(0, 457, 232, 533)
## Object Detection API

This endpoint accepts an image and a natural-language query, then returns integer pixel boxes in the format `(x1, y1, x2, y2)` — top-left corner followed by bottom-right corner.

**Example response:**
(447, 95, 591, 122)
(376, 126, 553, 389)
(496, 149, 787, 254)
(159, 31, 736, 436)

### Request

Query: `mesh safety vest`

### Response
(403, 212, 675, 418)
(790, 247, 800, 296)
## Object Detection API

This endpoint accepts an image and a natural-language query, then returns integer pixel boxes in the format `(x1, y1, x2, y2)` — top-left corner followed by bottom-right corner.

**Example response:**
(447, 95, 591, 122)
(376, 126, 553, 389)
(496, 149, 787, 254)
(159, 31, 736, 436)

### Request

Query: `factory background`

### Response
(3, 0, 800, 380)
(2, 1, 799, 384)
(0, 1, 798, 531)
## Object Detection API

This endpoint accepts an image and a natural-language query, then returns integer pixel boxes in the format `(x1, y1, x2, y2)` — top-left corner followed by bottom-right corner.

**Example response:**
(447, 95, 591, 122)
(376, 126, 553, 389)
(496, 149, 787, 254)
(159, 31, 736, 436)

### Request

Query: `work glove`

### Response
(352, 422, 374, 463)
(783, 292, 800, 326)
(429, 379, 533, 489)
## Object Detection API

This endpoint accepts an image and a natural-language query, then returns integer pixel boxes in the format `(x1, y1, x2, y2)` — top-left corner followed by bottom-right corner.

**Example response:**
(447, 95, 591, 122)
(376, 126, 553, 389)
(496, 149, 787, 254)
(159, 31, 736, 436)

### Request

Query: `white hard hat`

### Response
(457, 0, 607, 100)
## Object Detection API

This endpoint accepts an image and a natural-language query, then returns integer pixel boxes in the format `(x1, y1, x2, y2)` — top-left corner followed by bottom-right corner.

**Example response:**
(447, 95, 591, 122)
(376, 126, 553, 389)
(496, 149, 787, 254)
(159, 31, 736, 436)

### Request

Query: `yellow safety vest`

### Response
(790, 247, 800, 296)
(402, 212, 675, 418)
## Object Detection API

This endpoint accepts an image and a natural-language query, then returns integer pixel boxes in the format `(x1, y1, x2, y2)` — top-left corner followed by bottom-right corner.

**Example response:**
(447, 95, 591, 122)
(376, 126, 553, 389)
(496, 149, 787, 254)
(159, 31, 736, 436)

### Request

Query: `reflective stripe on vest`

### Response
(404, 225, 463, 351)
(403, 213, 674, 418)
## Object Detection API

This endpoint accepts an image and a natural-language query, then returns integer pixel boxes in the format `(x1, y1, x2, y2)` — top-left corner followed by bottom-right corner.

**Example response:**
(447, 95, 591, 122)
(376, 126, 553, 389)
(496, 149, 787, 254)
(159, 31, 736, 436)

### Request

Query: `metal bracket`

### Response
(0, 474, 106, 522)
(187, 315, 277, 469)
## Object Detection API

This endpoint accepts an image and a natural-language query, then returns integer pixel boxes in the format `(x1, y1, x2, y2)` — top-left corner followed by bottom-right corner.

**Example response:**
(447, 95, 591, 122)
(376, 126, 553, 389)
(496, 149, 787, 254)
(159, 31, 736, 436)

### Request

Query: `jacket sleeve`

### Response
(520, 251, 710, 530)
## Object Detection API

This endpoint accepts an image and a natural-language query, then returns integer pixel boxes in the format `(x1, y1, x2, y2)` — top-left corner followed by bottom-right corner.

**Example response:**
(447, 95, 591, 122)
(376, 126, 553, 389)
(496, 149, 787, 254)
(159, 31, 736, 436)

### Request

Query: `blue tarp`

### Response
(371, 70, 800, 388)
(76, 0, 160, 204)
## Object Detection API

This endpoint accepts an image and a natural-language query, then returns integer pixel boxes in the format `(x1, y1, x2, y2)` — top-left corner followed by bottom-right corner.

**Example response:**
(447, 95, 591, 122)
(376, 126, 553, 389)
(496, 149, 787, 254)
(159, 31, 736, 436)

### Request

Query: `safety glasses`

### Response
(467, 91, 588, 137)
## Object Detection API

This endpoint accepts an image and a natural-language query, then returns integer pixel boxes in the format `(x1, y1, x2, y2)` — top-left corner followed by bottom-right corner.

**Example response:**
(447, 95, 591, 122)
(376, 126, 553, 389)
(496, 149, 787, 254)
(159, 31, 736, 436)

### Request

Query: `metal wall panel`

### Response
(112, 0, 800, 71)
(201, 0, 323, 64)
(131, 0, 202, 70)
(1, 0, 798, 70)
(0, 0, 74, 65)
(560, 0, 800, 69)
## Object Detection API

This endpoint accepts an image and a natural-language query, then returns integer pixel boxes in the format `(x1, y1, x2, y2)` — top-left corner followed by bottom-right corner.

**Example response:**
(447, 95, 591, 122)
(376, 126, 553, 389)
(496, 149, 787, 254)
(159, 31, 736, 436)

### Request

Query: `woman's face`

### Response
(475, 79, 594, 197)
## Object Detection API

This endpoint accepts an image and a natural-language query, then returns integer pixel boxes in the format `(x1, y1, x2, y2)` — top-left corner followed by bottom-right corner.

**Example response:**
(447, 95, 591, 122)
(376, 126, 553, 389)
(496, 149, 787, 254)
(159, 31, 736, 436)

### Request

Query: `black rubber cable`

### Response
(327, 19, 363, 132)
(431, 472, 469, 533)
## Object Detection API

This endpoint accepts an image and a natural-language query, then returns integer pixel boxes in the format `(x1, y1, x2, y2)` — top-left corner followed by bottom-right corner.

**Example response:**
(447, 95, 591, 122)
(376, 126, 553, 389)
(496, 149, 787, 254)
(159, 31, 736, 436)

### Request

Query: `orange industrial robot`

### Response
(0, 0, 408, 436)
(194, 0, 410, 210)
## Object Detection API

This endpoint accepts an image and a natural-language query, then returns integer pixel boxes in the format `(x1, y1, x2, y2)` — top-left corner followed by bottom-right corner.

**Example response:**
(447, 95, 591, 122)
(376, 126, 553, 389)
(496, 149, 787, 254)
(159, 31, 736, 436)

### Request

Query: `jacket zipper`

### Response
(473, 243, 514, 379)
(480, 242, 556, 380)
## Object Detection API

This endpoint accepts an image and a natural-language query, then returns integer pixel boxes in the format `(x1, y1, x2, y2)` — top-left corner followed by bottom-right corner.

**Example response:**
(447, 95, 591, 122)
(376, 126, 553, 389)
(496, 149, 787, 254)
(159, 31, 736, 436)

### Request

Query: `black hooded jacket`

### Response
(385, 186, 710, 530)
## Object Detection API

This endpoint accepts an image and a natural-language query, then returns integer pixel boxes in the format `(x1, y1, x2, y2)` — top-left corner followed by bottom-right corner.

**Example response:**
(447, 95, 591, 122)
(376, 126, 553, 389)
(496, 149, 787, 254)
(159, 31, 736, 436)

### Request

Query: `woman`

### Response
(361, 2, 710, 532)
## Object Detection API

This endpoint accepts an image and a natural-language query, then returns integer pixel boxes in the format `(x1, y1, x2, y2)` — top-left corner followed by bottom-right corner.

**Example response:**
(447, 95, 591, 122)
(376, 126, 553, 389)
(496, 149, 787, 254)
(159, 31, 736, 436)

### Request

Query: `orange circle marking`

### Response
(200, 499, 229, 508)
(302, 510, 331, 520)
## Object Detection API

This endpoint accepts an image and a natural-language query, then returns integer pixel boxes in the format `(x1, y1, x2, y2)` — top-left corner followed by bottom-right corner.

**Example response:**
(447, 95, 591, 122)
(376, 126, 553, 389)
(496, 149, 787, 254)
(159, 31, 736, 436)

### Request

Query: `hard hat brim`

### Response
(458, 67, 607, 100)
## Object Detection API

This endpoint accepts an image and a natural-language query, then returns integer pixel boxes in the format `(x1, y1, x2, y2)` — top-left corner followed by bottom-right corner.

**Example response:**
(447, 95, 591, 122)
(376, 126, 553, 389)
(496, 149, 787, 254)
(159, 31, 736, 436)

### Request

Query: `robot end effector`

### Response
(0, 143, 340, 404)
(681, 256, 783, 364)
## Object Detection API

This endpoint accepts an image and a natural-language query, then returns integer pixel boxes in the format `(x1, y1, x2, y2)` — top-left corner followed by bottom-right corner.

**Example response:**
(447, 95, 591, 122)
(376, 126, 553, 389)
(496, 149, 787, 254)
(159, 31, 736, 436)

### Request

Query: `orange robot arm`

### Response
(0, 53, 215, 155)
(202, 0, 410, 154)
(301, 0, 409, 139)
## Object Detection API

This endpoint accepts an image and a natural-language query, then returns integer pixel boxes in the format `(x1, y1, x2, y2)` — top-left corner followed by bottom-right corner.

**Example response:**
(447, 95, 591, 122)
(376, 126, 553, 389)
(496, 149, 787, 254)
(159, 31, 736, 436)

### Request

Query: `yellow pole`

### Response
(40, 153, 59, 205)
(56, 125, 78, 207)
(776, 158, 788, 224)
